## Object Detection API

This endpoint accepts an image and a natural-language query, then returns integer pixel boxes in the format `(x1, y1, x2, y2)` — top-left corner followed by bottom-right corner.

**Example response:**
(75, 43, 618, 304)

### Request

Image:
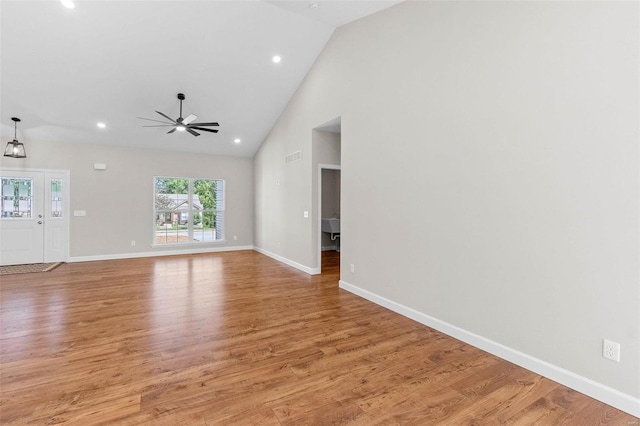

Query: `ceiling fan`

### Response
(137, 93, 219, 137)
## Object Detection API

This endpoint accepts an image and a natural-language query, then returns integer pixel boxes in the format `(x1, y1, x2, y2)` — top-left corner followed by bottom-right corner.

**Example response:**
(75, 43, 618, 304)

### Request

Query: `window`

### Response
(154, 177, 224, 245)
(51, 179, 63, 218)
(1, 177, 32, 219)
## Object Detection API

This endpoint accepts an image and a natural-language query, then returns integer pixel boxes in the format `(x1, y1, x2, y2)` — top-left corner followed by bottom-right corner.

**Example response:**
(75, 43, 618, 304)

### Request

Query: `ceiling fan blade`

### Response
(142, 125, 176, 127)
(190, 127, 219, 133)
(183, 114, 198, 125)
(189, 122, 219, 127)
(186, 128, 200, 137)
(167, 128, 177, 134)
(156, 111, 177, 124)
(137, 116, 175, 125)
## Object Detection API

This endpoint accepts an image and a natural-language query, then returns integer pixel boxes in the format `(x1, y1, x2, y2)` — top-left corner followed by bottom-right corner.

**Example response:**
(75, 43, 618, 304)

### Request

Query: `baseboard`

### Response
(68, 245, 254, 263)
(253, 247, 320, 275)
(68, 245, 322, 275)
(339, 280, 640, 418)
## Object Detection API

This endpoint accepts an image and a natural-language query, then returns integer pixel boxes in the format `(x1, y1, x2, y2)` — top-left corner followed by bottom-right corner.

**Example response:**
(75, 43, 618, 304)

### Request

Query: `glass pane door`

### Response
(1, 177, 33, 219)
(0, 172, 44, 265)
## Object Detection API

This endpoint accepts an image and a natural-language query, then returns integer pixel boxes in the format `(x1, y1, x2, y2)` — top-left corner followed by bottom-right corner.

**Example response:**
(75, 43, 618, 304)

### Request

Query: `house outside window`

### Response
(154, 177, 224, 245)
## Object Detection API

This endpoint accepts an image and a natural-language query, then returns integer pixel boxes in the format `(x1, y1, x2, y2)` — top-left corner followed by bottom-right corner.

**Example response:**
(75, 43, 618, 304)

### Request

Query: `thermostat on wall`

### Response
(93, 163, 107, 170)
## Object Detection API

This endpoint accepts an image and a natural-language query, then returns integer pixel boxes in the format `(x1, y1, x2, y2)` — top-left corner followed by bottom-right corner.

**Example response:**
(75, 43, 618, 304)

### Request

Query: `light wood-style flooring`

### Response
(1, 250, 637, 425)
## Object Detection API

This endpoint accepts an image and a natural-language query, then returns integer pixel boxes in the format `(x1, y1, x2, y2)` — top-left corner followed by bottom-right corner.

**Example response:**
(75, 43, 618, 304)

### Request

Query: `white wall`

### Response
(253, 0, 640, 414)
(1, 138, 254, 259)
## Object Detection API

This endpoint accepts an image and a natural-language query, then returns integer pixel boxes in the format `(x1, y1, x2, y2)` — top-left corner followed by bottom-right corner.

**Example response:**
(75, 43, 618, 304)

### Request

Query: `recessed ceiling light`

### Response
(60, 0, 75, 9)
(309, 2, 320, 9)
(97, 122, 106, 129)
(234, 138, 241, 144)
(272, 55, 281, 64)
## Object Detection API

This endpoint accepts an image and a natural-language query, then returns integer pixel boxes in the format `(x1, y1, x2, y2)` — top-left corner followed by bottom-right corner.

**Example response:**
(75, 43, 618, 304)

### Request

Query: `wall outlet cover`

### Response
(603, 339, 621, 362)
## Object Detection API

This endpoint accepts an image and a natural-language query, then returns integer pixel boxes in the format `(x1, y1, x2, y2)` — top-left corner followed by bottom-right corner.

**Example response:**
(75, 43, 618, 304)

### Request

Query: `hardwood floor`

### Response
(1, 250, 637, 425)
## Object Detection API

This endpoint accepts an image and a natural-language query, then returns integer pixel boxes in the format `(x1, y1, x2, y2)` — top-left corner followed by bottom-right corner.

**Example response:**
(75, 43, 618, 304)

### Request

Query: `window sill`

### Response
(151, 240, 227, 249)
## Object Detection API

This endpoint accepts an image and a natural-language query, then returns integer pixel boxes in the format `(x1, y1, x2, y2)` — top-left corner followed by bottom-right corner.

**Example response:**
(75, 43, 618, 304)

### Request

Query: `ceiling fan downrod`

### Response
(177, 93, 185, 121)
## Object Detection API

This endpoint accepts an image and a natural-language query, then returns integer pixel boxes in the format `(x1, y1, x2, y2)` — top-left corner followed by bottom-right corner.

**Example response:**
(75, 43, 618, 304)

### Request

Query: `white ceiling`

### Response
(266, 0, 401, 28)
(0, 0, 401, 158)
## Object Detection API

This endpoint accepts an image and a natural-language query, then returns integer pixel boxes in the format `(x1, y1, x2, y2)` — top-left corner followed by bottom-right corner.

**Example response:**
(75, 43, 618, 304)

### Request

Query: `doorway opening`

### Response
(318, 165, 341, 274)
(313, 116, 341, 274)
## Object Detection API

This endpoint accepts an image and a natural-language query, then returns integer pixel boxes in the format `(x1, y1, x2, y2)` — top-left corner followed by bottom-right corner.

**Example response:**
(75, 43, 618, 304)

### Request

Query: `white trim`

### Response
(69, 245, 253, 263)
(339, 280, 640, 418)
(68, 245, 323, 276)
(254, 246, 320, 275)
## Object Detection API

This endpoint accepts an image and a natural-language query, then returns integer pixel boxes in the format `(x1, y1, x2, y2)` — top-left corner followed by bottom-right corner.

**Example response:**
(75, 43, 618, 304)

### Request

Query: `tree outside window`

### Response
(154, 177, 224, 245)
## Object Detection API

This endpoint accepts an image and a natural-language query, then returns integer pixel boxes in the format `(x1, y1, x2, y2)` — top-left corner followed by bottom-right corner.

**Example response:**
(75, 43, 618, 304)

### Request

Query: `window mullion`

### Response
(188, 179, 194, 242)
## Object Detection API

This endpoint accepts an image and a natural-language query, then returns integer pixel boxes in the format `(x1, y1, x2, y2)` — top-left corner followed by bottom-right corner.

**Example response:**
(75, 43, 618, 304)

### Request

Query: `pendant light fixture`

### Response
(4, 117, 26, 158)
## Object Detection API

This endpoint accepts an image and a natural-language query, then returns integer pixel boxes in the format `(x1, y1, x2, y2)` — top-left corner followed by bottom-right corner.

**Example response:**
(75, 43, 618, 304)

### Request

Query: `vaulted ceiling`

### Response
(1, 0, 401, 157)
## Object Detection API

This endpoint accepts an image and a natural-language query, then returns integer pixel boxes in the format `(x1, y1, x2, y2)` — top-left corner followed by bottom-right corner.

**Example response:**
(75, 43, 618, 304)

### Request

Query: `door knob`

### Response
(37, 221, 43, 224)
(38, 214, 42, 218)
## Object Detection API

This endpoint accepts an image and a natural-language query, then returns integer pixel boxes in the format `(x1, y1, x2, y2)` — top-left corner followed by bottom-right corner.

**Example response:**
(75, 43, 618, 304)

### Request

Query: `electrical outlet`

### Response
(350, 264, 355, 273)
(131, 240, 136, 247)
(603, 339, 620, 362)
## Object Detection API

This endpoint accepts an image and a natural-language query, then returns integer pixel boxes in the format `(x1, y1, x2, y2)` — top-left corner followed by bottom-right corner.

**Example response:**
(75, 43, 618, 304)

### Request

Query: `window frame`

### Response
(152, 176, 226, 247)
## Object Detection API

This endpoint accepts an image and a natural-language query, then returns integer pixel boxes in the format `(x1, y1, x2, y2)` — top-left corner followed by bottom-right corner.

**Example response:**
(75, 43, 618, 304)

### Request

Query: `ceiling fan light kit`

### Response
(4, 117, 27, 159)
(137, 93, 219, 137)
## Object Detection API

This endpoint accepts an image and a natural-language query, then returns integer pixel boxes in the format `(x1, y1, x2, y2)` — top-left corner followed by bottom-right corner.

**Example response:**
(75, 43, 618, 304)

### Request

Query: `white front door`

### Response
(0, 171, 45, 265)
